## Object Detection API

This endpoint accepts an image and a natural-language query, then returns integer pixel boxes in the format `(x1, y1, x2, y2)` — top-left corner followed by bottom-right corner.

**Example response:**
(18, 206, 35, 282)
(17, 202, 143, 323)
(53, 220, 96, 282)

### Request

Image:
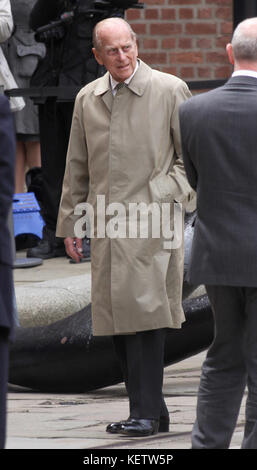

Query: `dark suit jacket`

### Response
(0, 95, 15, 334)
(179, 75, 257, 287)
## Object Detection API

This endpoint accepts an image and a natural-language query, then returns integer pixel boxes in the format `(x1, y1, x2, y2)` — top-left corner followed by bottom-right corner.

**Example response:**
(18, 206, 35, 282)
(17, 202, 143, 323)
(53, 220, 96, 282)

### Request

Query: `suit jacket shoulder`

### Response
(179, 75, 257, 287)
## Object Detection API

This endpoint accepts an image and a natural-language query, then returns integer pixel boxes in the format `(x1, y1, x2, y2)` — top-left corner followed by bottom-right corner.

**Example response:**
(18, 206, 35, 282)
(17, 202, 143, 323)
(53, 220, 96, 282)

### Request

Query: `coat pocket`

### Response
(149, 173, 174, 203)
(16, 44, 46, 78)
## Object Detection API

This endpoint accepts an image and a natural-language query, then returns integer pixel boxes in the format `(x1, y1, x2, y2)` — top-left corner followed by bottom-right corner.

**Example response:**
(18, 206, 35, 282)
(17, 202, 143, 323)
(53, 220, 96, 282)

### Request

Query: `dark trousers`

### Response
(192, 285, 257, 449)
(0, 329, 9, 449)
(38, 100, 74, 232)
(113, 328, 168, 420)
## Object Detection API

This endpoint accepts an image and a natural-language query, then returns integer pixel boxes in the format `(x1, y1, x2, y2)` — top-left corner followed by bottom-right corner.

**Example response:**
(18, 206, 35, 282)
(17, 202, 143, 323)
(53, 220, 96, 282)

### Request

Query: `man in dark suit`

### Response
(0, 94, 15, 448)
(179, 17, 257, 449)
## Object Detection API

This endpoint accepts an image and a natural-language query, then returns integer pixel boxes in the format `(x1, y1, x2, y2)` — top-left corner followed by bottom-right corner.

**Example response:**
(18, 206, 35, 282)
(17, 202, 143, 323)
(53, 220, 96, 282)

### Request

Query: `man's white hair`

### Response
(93, 17, 137, 50)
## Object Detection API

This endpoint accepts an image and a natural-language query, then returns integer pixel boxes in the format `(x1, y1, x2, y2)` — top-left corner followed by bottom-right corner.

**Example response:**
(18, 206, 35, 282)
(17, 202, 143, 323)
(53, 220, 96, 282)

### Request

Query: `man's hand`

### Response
(64, 237, 83, 263)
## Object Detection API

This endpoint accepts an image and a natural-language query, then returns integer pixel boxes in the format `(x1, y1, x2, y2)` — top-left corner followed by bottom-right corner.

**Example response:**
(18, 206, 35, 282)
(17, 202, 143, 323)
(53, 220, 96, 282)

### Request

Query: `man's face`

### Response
(93, 25, 138, 82)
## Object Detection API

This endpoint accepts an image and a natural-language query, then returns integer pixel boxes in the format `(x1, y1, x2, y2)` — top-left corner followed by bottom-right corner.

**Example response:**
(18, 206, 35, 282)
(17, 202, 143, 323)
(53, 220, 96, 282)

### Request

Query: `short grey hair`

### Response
(232, 17, 257, 61)
(93, 17, 137, 51)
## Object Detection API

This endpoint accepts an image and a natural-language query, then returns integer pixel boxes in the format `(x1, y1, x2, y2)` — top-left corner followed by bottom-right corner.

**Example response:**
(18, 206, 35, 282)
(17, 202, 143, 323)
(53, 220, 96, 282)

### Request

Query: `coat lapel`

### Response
(127, 60, 152, 96)
(94, 73, 113, 113)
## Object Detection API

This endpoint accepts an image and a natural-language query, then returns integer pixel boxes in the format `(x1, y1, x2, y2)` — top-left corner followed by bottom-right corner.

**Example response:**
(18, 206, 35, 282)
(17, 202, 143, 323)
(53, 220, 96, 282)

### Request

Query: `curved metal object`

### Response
(9, 210, 214, 392)
(9, 295, 213, 393)
(182, 211, 196, 298)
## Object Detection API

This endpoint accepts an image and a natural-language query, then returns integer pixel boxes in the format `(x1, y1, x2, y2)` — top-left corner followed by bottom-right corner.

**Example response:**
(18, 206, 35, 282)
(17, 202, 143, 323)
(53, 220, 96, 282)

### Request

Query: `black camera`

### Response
(35, 0, 144, 42)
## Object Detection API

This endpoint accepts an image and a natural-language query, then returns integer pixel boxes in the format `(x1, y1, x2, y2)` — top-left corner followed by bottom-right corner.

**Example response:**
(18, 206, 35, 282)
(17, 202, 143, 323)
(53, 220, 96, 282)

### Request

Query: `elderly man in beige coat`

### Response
(57, 17, 194, 437)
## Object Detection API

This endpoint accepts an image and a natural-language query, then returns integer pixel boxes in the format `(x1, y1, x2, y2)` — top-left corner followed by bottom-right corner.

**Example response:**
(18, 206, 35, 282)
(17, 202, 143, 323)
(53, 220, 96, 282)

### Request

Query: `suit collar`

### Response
(225, 75, 257, 87)
(232, 70, 257, 79)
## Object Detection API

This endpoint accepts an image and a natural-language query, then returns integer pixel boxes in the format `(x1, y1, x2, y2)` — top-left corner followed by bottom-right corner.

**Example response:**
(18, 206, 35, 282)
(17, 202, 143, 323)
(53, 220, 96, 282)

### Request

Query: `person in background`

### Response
(179, 17, 257, 449)
(0, 0, 13, 95)
(2, 0, 45, 194)
(0, 0, 12, 41)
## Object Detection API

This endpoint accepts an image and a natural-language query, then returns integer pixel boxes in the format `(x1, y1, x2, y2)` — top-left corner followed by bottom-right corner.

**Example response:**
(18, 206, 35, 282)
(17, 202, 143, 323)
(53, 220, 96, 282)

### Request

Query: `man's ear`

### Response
(92, 47, 104, 66)
(226, 43, 235, 66)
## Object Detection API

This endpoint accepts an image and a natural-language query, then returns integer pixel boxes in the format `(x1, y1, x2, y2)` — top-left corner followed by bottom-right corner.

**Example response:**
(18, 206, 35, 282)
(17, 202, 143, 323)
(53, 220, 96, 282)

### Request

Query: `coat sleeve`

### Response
(168, 81, 196, 209)
(179, 102, 198, 191)
(56, 90, 90, 238)
(0, 0, 13, 43)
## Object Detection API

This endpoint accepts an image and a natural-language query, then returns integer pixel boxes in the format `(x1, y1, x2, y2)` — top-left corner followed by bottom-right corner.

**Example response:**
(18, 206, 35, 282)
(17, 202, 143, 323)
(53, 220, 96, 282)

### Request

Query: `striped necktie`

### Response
(115, 82, 126, 94)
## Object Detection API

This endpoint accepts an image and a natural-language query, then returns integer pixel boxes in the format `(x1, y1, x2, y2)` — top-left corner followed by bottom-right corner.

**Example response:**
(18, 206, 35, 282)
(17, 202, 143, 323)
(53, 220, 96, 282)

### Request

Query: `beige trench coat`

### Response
(56, 60, 195, 336)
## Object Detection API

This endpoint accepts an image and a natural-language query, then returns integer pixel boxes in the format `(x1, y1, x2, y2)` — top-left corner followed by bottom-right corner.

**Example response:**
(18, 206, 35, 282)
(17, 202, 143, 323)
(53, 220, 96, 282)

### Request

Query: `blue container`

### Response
(13, 192, 45, 240)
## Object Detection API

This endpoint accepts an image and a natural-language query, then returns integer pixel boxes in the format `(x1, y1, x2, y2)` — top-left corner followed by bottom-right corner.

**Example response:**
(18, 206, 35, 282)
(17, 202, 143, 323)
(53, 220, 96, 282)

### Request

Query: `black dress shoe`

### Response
(106, 420, 129, 434)
(106, 416, 170, 434)
(120, 419, 159, 437)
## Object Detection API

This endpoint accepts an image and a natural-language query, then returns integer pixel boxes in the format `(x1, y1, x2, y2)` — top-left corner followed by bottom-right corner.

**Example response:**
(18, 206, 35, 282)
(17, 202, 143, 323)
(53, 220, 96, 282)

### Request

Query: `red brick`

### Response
(214, 65, 232, 78)
(215, 35, 231, 48)
(179, 38, 193, 48)
(132, 23, 147, 35)
(220, 21, 233, 34)
(162, 66, 178, 76)
(126, 0, 234, 78)
(216, 7, 232, 20)
(180, 66, 195, 78)
(197, 67, 213, 78)
(144, 0, 165, 4)
(206, 51, 227, 63)
(196, 38, 212, 48)
(126, 9, 141, 21)
(150, 23, 182, 35)
(145, 9, 159, 20)
(140, 52, 167, 64)
(186, 23, 217, 34)
(170, 52, 204, 64)
(168, 0, 201, 4)
(161, 8, 176, 20)
(206, 0, 231, 4)
(143, 38, 159, 49)
(162, 37, 176, 49)
(179, 8, 194, 19)
(197, 8, 213, 19)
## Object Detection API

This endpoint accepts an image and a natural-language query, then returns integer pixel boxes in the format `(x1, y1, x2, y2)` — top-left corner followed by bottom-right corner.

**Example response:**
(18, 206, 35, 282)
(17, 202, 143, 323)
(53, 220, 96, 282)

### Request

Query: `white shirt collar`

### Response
(232, 70, 257, 79)
(110, 60, 139, 95)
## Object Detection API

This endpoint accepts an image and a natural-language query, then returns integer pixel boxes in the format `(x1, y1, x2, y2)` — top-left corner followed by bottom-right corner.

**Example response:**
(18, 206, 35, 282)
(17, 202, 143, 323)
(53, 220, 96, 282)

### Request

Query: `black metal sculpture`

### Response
(9, 212, 214, 392)
(9, 295, 213, 393)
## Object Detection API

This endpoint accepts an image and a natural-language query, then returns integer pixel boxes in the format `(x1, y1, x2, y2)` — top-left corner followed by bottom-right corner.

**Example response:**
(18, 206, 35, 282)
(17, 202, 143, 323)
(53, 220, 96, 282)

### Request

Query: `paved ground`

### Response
(5, 251, 246, 450)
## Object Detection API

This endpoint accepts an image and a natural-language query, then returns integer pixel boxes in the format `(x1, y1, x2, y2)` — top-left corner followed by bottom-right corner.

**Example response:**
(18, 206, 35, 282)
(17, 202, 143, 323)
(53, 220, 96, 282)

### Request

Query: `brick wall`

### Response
(125, 0, 234, 81)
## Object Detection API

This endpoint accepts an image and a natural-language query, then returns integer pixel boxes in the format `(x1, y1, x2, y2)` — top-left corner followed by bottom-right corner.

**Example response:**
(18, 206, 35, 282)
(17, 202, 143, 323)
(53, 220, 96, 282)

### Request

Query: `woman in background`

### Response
(3, 0, 45, 193)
